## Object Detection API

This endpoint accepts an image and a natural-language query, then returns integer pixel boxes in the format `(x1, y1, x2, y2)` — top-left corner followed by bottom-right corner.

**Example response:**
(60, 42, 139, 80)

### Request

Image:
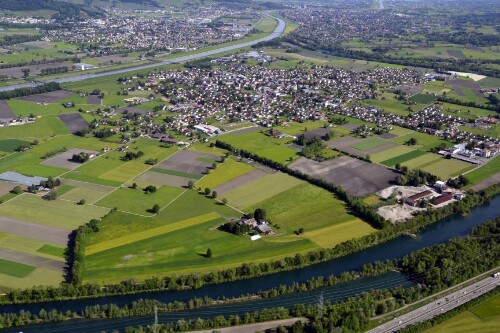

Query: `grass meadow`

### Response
(0, 194, 110, 230)
(218, 131, 297, 164)
(95, 185, 184, 215)
(196, 158, 254, 190)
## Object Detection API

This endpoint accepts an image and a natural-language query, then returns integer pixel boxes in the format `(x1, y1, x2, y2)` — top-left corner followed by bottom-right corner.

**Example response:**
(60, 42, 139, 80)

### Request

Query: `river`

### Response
(2, 195, 499, 332)
(0, 15, 286, 93)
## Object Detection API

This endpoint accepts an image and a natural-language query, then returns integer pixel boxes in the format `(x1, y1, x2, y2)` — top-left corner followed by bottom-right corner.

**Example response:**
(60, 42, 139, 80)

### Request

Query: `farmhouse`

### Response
(255, 223, 272, 235)
(432, 192, 454, 206)
(405, 190, 433, 206)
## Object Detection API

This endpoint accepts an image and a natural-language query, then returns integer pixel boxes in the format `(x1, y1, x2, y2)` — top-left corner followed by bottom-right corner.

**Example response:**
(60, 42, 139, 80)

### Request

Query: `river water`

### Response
(2, 195, 499, 332)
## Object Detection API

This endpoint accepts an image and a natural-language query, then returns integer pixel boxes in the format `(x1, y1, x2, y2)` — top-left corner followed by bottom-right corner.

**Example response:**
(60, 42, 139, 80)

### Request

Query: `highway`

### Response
(0, 15, 286, 92)
(367, 272, 500, 333)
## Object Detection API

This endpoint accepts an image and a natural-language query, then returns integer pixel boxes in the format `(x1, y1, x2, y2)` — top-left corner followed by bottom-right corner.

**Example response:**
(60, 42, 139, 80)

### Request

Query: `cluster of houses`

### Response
(117, 64, 428, 134)
(41, 5, 251, 55)
(237, 217, 272, 237)
(0, 115, 36, 127)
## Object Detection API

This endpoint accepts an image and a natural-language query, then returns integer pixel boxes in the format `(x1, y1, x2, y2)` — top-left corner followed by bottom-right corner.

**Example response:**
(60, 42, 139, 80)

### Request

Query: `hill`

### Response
(0, 0, 102, 18)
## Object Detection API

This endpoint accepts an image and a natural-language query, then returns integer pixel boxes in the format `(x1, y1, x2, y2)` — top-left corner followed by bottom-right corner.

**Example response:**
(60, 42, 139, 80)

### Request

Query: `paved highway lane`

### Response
(368, 272, 500, 333)
(0, 15, 285, 92)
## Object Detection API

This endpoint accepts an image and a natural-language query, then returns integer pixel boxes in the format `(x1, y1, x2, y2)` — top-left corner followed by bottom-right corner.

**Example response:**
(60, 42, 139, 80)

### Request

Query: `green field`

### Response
(380, 149, 428, 167)
(274, 121, 326, 135)
(86, 212, 220, 255)
(0, 115, 70, 140)
(465, 156, 500, 186)
(196, 158, 254, 190)
(0, 259, 35, 278)
(0, 233, 65, 261)
(398, 153, 442, 169)
(392, 132, 450, 151)
(421, 159, 475, 180)
(0, 134, 109, 178)
(426, 294, 500, 333)
(371, 145, 416, 163)
(224, 172, 302, 209)
(37, 244, 65, 257)
(0, 139, 31, 153)
(64, 140, 178, 186)
(218, 131, 297, 164)
(0, 194, 110, 230)
(149, 167, 201, 179)
(247, 182, 375, 245)
(95, 185, 184, 215)
(409, 93, 437, 104)
(351, 137, 388, 151)
(59, 179, 115, 204)
(0, 268, 62, 291)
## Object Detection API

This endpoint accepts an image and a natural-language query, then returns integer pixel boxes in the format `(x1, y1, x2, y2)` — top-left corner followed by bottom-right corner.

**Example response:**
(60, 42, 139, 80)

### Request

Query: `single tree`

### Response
(206, 248, 212, 258)
(204, 187, 211, 196)
(77, 199, 86, 205)
(211, 191, 218, 199)
(151, 204, 160, 214)
(221, 198, 228, 205)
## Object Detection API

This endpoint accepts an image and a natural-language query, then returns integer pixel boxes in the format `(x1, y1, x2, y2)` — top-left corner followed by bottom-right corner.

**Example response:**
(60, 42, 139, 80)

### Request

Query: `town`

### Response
(0, 1, 498, 333)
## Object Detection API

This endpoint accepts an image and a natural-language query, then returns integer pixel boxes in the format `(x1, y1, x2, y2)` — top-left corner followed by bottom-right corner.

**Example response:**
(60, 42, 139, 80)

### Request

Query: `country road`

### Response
(367, 270, 500, 333)
(0, 15, 286, 92)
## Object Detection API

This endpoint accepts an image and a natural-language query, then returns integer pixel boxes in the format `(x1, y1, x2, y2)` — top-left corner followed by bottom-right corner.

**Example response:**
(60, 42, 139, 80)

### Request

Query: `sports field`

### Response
(426, 294, 500, 333)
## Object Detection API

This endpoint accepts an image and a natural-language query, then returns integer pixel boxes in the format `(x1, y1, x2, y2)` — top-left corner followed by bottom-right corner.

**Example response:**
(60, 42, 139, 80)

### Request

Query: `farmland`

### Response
(95, 185, 184, 215)
(218, 131, 297, 164)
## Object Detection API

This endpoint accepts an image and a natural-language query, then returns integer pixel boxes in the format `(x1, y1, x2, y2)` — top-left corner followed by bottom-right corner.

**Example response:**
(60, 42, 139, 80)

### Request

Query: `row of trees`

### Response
(40, 66, 69, 76)
(0, 82, 61, 100)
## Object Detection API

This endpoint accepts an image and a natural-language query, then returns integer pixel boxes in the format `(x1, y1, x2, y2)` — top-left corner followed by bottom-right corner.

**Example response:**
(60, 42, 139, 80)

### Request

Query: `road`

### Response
(184, 318, 308, 333)
(0, 15, 285, 92)
(367, 272, 500, 333)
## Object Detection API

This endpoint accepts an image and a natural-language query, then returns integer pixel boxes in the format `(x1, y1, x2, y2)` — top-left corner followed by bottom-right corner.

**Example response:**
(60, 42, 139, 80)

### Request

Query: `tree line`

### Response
(0, 82, 62, 100)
